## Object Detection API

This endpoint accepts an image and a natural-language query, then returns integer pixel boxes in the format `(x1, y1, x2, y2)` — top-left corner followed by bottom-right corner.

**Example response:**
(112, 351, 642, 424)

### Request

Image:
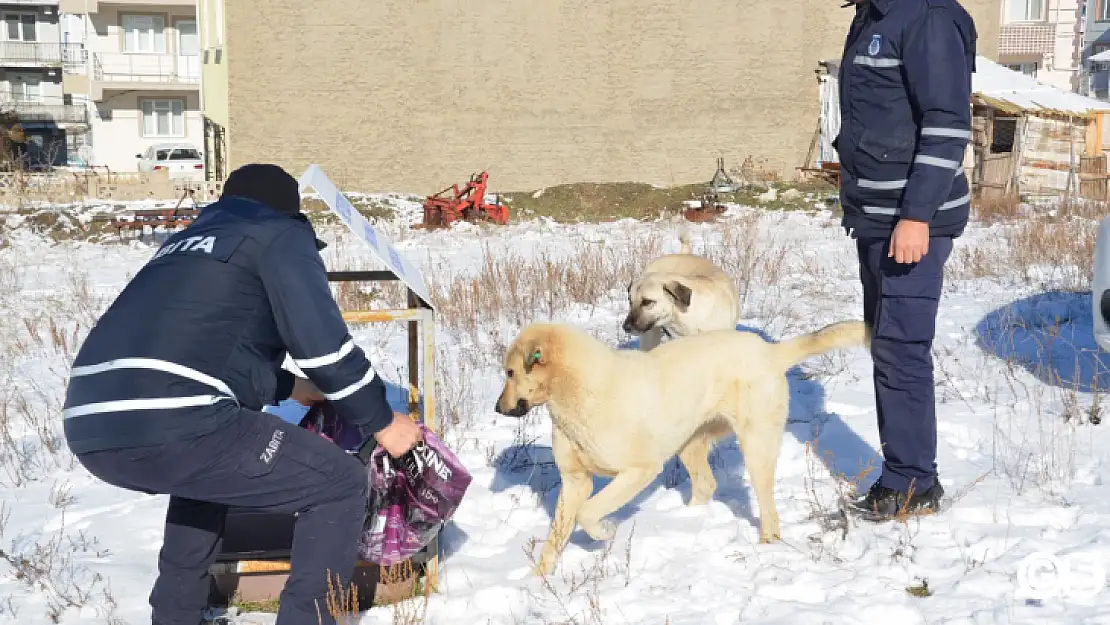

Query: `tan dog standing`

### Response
(495, 320, 870, 576)
(623, 229, 740, 351)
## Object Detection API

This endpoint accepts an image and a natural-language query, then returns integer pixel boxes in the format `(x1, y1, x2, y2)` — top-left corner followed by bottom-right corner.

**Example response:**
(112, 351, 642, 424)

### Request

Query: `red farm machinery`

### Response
(421, 171, 509, 227)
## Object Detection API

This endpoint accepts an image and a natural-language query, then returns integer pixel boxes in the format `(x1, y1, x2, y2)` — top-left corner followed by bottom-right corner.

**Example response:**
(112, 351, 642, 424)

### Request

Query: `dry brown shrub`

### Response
(426, 235, 664, 339)
(1003, 217, 1097, 291)
(956, 195, 1109, 291)
(970, 191, 1024, 224)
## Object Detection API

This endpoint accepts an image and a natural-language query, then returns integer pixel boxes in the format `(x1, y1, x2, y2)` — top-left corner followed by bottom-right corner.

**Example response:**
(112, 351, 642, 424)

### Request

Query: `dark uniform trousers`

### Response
(856, 235, 953, 494)
(75, 408, 368, 625)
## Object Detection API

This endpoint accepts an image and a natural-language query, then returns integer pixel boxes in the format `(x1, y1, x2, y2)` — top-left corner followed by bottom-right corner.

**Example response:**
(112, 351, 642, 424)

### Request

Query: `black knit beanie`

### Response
(221, 163, 327, 250)
(221, 163, 301, 215)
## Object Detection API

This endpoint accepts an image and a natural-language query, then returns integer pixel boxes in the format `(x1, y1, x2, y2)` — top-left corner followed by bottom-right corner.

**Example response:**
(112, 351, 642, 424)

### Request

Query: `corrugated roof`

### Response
(973, 56, 1110, 118)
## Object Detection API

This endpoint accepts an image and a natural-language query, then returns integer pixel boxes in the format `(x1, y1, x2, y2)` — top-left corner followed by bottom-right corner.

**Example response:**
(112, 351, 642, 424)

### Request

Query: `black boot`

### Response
(846, 480, 944, 522)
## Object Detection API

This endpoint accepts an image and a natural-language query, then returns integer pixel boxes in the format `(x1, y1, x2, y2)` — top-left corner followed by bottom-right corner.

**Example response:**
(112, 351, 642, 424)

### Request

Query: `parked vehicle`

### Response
(136, 143, 205, 181)
(1092, 217, 1110, 351)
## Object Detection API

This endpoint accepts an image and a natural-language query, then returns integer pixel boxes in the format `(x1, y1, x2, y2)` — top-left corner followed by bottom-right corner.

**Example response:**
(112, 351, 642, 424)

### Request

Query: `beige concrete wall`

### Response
(227, 0, 1001, 195)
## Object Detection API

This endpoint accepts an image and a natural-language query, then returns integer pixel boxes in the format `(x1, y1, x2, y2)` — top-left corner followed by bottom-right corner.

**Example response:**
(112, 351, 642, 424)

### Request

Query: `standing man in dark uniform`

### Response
(834, 0, 977, 520)
(62, 164, 423, 625)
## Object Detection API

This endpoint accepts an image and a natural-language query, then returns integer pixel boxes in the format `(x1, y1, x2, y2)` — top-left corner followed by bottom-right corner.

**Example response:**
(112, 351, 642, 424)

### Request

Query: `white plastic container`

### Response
(1091, 216, 1110, 352)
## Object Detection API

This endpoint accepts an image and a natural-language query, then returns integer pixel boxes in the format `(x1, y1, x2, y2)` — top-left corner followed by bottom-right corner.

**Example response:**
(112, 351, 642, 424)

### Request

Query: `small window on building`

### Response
(991, 118, 1018, 154)
(1006, 62, 1038, 78)
(10, 72, 43, 103)
(5, 14, 37, 42)
(141, 99, 184, 137)
(123, 14, 166, 53)
(1006, 0, 1045, 22)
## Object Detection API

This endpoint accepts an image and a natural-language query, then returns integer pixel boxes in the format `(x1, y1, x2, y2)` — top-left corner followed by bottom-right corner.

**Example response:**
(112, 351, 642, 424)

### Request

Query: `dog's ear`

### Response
(663, 280, 692, 311)
(522, 342, 546, 374)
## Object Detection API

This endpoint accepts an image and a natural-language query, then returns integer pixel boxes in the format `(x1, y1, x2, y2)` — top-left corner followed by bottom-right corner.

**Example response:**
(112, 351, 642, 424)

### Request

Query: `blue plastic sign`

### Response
(298, 164, 433, 309)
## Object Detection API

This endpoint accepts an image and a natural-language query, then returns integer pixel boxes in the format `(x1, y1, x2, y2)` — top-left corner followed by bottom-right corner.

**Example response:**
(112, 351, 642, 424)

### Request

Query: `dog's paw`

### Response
(759, 532, 781, 544)
(582, 518, 617, 542)
(688, 493, 712, 507)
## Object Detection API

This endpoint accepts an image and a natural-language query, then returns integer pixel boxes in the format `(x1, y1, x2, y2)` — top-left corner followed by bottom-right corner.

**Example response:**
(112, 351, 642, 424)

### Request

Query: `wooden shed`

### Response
(969, 56, 1110, 203)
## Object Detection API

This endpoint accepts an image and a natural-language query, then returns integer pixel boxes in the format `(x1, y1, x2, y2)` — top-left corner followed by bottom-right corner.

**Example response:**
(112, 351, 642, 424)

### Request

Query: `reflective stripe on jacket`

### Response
(835, 0, 977, 239)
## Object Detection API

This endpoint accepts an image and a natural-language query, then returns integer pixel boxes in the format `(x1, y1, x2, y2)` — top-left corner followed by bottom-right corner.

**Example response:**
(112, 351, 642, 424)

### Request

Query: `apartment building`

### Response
(198, 0, 224, 180)
(998, 0, 1084, 91)
(58, 0, 200, 172)
(204, 0, 1001, 194)
(0, 1, 87, 167)
(1080, 0, 1110, 98)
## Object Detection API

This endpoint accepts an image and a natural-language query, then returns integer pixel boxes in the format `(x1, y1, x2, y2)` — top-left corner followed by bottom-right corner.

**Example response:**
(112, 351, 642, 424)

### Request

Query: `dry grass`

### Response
(424, 211, 815, 356)
(953, 194, 1106, 292)
(0, 499, 120, 623)
(970, 191, 1024, 224)
(492, 180, 834, 223)
(521, 522, 637, 625)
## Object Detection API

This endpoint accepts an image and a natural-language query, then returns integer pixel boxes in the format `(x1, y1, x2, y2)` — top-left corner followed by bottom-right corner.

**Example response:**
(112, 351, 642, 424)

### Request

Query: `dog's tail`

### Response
(771, 321, 871, 370)
(678, 226, 692, 254)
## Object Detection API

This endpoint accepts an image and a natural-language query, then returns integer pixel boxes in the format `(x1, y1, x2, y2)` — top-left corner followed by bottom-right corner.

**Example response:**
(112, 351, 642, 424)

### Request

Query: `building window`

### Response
(1091, 43, 1110, 70)
(991, 118, 1018, 154)
(1006, 62, 1039, 77)
(123, 14, 166, 53)
(1100, 0, 1110, 21)
(10, 73, 42, 103)
(141, 99, 184, 137)
(4, 14, 36, 42)
(1006, 0, 1045, 22)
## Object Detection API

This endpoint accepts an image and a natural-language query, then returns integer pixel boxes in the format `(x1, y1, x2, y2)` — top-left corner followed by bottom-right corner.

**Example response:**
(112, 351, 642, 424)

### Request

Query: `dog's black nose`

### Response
(622, 317, 633, 333)
(499, 399, 528, 418)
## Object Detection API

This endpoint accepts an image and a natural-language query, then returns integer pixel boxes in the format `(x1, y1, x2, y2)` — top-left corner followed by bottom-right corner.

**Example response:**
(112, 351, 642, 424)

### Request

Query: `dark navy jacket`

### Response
(836, 0, 977, 239)
(63, 196, 394, 454)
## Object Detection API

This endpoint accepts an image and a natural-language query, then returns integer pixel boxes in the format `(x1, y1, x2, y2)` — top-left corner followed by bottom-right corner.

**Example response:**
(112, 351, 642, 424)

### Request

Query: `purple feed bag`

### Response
(300, 401, 363, 451)
(299, 401, 473, 566)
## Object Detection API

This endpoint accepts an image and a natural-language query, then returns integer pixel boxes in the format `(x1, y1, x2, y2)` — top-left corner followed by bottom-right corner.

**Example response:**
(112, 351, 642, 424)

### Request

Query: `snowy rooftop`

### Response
(972, 55, 1110, 117)
(820, 55, 1110, 118)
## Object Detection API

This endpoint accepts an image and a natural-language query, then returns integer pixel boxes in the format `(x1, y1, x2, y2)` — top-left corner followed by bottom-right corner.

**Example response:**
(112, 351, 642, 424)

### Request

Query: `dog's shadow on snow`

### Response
(488, 324, 881, 549)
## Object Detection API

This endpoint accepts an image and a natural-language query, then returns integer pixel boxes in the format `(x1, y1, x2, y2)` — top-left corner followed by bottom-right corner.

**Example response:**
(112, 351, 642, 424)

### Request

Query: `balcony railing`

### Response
(0, 42, 87, 69)
(92, 52, 199, 85)
(999, 23, 1057, 56)
(0, 101, 89, 124)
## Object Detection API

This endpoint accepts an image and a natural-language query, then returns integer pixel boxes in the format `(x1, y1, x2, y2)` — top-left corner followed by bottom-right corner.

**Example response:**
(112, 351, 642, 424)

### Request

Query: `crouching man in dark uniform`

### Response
(835, 0, 976, 520)
(62, 164, 423, 625)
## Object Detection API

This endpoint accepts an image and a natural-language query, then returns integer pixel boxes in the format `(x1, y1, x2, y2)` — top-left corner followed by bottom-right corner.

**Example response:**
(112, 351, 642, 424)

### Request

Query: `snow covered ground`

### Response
(1, 195, 1108, 624)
